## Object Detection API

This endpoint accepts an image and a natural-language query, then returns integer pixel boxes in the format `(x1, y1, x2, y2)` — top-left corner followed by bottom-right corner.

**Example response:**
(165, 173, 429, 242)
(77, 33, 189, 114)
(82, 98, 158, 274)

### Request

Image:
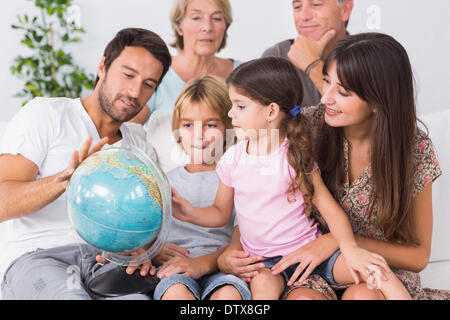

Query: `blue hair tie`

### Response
(290, 105, 301, 117)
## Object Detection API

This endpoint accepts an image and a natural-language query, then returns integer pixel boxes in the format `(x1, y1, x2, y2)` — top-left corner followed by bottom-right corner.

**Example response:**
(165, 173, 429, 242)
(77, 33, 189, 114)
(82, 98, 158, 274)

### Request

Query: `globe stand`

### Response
(86, 232, 170, 298)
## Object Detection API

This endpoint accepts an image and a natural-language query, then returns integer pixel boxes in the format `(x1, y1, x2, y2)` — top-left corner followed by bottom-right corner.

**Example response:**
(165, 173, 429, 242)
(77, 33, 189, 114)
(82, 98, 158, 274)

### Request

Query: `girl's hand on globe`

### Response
(171, 187, 195, 223)
(55, 136, 109, 186)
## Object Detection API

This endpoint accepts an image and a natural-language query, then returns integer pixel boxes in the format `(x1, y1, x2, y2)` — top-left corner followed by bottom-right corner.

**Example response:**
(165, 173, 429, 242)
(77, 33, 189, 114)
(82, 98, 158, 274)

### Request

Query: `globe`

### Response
(66, 147, 171, 266)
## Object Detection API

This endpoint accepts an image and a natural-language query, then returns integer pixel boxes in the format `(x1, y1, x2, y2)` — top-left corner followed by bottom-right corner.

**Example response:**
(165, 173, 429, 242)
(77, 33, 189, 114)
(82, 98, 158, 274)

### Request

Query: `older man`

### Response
(0, 28, 171, 300)
(262, 0, 354, 107)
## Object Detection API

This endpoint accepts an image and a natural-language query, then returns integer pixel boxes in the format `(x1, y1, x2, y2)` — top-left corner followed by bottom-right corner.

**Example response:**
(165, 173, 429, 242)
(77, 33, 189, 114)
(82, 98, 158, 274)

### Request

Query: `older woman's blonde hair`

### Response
(172, 75, 233, 146)
(170, 0, 233, 52)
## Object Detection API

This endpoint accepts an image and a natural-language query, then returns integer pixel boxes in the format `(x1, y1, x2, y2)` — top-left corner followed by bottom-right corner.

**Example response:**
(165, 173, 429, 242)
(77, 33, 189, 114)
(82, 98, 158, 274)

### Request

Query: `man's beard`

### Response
(98, 75, 142, 123)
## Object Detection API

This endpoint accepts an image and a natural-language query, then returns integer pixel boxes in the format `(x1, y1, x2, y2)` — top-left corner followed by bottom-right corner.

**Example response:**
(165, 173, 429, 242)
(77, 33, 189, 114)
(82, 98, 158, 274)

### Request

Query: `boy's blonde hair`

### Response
(172, 75, 233, 144)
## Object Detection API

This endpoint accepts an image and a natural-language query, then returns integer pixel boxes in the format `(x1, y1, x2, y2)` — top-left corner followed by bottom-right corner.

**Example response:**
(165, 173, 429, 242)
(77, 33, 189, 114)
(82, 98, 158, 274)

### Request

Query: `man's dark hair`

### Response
(94, 28, 171, 88)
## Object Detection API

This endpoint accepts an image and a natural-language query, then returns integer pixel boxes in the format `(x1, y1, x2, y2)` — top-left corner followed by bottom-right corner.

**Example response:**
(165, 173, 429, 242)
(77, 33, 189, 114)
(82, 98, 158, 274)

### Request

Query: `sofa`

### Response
(416, 108, 450, 290)
(0, 107, 448, 298)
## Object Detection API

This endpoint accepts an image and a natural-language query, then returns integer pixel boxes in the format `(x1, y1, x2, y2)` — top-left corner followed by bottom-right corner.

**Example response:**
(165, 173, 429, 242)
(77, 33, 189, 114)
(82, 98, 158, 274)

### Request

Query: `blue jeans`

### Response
(261, 249, 341, 286)
(153, 272, 251, 300)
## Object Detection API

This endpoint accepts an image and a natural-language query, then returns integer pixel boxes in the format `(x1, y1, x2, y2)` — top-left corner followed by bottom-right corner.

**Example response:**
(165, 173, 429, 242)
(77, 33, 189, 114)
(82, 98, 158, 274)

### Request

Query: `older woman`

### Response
(130, 0, 239, 125)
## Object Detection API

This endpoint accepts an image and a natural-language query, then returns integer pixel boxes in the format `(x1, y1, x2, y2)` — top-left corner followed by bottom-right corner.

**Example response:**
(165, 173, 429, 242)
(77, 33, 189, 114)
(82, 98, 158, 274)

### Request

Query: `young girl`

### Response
(152, 75, 251, 300)
(172, 57, 410, 299)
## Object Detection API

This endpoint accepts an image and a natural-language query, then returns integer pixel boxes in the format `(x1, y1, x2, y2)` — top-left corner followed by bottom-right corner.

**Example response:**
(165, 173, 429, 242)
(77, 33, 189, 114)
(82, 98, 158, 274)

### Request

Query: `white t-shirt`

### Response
(0, 97, 158, 279)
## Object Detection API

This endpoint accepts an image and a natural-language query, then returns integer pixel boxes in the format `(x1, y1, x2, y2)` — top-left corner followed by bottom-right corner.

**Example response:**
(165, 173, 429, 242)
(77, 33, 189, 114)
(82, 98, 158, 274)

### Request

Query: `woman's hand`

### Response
(271, 233, 338, 286)
(341, 245, 391, 284)
(218, 249, 265, 282)
(157, 256, 206, 280)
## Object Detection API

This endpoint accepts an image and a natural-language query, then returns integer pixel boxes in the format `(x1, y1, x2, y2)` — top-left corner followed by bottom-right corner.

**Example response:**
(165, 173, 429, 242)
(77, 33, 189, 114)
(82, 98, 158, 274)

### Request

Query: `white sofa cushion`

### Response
(421, 260, 450, 290)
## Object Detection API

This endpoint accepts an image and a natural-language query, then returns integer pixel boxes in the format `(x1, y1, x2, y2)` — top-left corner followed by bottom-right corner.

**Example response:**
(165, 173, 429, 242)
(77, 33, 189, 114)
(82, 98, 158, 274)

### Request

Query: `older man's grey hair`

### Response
(293, 0, 345, 6)
(337, 0, 350, 28)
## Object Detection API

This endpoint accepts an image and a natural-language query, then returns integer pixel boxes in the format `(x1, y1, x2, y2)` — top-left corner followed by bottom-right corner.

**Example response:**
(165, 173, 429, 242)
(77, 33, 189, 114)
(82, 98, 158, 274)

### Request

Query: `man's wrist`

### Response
(305, 58, 322, 76)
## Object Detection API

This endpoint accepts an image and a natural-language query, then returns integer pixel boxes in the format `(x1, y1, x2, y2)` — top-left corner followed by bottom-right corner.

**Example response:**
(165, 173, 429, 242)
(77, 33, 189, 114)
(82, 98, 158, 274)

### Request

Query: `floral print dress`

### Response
(285, 104, 449, 300)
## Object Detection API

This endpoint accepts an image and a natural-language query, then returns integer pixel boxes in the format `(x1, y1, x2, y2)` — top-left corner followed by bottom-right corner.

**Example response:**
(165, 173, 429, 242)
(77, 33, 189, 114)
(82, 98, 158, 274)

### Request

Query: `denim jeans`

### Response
(261, 249, 342, 286)
(153, 271, 251, 300)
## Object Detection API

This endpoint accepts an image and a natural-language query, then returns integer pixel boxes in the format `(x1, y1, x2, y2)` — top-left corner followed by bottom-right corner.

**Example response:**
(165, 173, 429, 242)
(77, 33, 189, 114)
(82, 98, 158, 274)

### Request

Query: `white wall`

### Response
(1, 0, 450, 122)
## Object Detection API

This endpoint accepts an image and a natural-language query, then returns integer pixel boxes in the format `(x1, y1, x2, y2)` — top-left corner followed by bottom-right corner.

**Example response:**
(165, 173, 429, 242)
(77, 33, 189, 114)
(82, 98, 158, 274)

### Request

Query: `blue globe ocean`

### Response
(67, 147, 170, 254)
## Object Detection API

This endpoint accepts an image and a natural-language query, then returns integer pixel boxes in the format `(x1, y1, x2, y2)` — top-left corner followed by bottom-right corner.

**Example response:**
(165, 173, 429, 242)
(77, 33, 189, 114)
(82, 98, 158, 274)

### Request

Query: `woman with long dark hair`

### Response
(280, 32, 448, 300)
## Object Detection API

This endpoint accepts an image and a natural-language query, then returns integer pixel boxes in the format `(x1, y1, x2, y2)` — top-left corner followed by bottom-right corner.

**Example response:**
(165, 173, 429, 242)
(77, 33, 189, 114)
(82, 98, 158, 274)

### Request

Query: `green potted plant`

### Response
(11, 0, 94, 105)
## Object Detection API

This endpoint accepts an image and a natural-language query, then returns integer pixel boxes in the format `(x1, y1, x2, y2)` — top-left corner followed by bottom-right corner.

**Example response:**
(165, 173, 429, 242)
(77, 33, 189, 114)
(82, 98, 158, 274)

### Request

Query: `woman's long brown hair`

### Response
(318, 33, 420, 245)
(227, 57, 316, 213)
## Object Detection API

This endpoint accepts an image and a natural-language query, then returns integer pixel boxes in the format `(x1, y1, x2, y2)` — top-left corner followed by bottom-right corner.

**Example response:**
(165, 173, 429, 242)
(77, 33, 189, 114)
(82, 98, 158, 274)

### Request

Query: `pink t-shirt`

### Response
(216, 138, 321, 258)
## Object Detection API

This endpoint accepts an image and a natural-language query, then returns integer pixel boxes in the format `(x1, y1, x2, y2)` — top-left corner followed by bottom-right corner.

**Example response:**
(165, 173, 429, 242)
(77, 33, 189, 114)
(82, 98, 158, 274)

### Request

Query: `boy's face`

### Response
(178, 102, 227, 165)
(97, 46, 163, 123)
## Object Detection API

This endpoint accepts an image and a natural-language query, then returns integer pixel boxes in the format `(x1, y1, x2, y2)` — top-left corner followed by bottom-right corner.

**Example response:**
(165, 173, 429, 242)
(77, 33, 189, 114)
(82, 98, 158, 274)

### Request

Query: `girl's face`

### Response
(321, 61, 375, 132)
(178, 102, 226, 165)
(227, 85, 270, 142)
(178, 0, 226, 57)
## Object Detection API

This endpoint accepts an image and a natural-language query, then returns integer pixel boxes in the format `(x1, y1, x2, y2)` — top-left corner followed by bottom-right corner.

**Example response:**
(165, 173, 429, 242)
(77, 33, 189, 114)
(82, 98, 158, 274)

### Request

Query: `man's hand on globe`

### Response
(54, 136, 109, 186)
(95, 247, 156, 277)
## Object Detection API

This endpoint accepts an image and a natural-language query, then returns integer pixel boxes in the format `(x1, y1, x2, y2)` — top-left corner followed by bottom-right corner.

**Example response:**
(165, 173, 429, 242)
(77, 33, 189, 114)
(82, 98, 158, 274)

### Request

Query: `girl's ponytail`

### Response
(285, 106, 315, 215)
